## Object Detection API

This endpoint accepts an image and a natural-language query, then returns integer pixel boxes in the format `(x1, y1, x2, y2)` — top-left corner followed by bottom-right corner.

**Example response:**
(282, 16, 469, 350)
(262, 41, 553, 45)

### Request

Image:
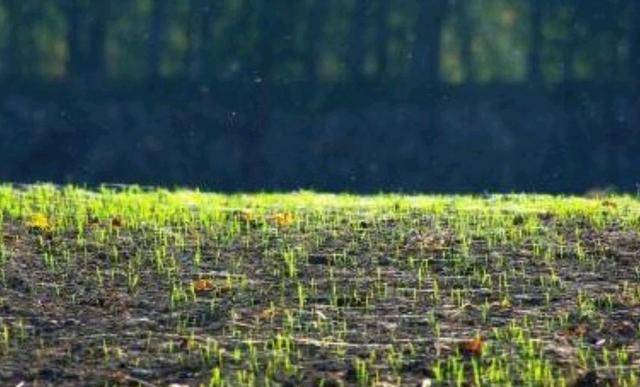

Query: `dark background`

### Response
(0, 0, 638, 192)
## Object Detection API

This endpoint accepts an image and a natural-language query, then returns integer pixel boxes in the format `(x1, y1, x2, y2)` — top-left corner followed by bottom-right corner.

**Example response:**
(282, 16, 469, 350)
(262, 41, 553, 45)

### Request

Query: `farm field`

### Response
(0, 185, 639, 386)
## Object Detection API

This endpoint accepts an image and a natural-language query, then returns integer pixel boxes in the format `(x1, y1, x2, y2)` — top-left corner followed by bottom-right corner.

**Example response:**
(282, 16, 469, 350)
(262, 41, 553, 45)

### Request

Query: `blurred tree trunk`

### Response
(560, 4, 585, 189)
(148, 0, 168, 82)
(348, 0, 369, 83)
(87, 1, 109, 83)
(240, 0, 274, 187)
(411, 0, 447, 156)
(185, 0, 199, 80)
(454, 0, 476, 173)
(375, 0, 389, 80)
(630, 0, 640, 190)
(196, 0, 216, 80)
(561, 9, 577, 85)
(411, 0, 446, 85)
(631, 0, 640, 96)
(528, 0, 543, 85)
(601, 21, 623, 186)
(3, 0, 21, 78)
(456, 1, 475, 83)
(305, 0, 327, 85)
(185, 0, 216, 81)
(63, 0, 83, 81)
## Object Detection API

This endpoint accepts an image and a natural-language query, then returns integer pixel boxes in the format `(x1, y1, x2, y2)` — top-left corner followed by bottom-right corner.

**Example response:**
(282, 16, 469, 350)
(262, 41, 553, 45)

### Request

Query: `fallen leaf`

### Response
(236, 209, 256, 222)
(26, 213, 53, 232)
(567, 324, 588, 338)
(272, 212, 295, 228)
(461, 337, 485, 357)
(111, 216, 124, 228)
(193, 279, 215, 293)
(258, 307, 277, 320)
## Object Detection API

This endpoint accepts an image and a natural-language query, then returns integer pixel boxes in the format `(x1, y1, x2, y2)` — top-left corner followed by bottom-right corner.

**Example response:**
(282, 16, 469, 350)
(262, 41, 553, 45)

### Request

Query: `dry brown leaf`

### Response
(193, 279, 215, 293)
(460, 337, 485, 357)
(236, 209, 256, 222)
(111, 216, 124, 228)
(272, 212, 295, 228)
(258, 307, 277, 320)
(567, 323, 588, 338)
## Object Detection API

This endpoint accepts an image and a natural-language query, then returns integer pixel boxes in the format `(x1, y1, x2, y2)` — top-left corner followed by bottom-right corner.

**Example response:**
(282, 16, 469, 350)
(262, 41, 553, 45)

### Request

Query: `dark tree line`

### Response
(0, 0, 636, 89)
(0, 0, 638, 192)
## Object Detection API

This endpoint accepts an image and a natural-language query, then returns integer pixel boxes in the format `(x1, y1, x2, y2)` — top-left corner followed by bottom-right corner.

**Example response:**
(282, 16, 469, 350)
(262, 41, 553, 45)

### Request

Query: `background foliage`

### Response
(0, 0, 638, 192)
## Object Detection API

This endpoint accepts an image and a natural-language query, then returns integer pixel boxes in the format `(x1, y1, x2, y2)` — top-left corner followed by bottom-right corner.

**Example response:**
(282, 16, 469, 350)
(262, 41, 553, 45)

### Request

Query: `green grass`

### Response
(0, 184, 639, 385)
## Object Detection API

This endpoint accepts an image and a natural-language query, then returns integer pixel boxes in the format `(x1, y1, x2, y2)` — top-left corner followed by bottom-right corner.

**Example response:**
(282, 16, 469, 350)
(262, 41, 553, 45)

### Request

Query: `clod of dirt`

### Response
(309, 254, 333, 265)
(572, 370, 599, 387)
